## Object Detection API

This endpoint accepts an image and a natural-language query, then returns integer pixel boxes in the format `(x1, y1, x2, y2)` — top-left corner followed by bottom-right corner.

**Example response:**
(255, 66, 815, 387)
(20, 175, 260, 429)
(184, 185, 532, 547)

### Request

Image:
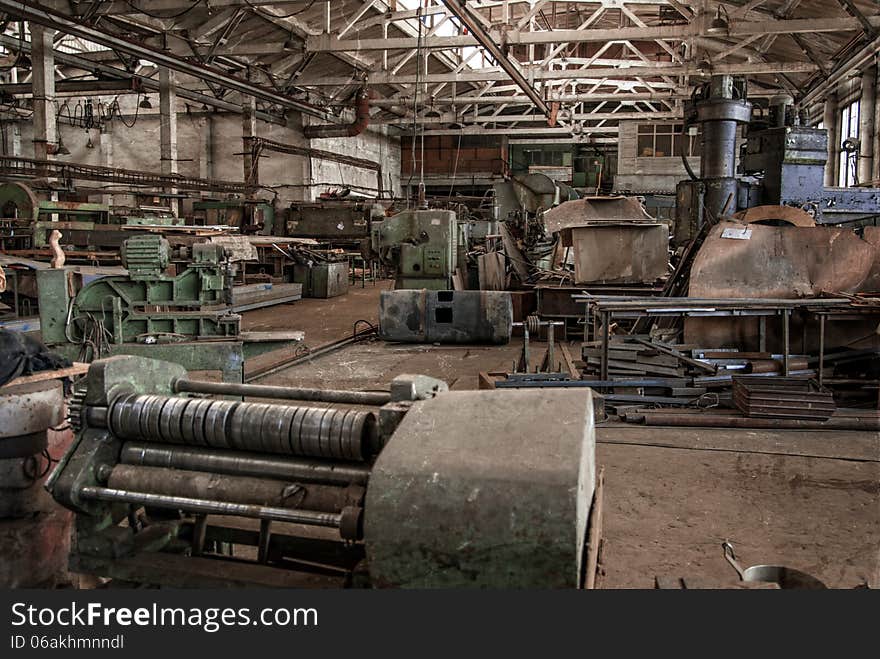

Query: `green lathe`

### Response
(369, 209, 467, 290)
(37, 235, 302, 382)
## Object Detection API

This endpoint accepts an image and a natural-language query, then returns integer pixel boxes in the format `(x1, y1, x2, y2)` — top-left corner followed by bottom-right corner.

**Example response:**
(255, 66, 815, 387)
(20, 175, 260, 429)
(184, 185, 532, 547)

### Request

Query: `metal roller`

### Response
(106, 394, 377, 461)
(78, 486, 348, 531)
(50, 356, 600, 588)
(105, 464, 360, 514)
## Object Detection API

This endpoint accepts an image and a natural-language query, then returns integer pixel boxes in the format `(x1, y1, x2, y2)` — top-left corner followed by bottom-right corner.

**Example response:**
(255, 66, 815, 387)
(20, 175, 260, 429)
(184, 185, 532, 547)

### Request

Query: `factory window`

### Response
(636, 123, 698, 158)
(838, 99, 860, 187)
(525, 149, 567, 167)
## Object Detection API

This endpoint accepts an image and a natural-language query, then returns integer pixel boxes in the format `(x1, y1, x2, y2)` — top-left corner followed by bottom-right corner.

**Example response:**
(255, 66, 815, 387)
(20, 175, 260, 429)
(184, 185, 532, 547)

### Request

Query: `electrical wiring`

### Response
(122, 0, 201, 21)
(404, 4, 425, 205)
(241, 0, 317, 19)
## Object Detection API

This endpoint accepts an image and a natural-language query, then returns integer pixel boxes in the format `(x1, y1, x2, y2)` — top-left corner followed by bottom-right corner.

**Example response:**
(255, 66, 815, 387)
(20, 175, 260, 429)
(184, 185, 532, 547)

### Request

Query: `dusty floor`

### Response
(243, 280, 880, 588)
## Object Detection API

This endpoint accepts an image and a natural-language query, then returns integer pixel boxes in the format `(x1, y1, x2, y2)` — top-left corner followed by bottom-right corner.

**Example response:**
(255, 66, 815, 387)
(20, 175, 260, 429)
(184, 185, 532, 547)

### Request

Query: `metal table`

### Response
(573, 296, 853, 382)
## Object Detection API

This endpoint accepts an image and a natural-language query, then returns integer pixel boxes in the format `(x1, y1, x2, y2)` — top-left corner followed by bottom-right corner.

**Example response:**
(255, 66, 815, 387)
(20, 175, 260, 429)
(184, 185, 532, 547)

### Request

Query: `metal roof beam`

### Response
(0, 0, 330, 118)
(439, 0, 553, 120)
(306, 16, 880, 52)
(374, 110, 680, 124)
(298, 61, 817, 85)
(0, 33, 288, 125)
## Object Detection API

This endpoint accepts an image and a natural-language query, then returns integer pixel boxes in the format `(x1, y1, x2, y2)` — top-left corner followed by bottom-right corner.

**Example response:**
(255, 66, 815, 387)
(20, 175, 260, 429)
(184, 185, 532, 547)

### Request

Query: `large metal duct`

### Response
(304, 89, 371, 139)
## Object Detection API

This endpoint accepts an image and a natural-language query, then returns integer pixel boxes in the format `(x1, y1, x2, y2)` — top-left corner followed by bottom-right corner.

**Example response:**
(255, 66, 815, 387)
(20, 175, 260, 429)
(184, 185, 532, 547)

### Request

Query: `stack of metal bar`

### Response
(582, 338, 688, 378)
(732, 377, 835, 421)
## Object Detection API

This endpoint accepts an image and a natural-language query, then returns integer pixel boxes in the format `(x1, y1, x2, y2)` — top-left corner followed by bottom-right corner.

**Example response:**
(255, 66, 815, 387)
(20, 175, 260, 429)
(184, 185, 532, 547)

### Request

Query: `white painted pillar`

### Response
(823, 92, 837, 187)
(10, 122, 21, 156)
(159, 67, 179, 215)
(242, 96, 258, 198)
(99, 123, 114, 207)
(874, 60, 880, 185)
(31, 25, 56, 164)
(858, 65, 876, 185)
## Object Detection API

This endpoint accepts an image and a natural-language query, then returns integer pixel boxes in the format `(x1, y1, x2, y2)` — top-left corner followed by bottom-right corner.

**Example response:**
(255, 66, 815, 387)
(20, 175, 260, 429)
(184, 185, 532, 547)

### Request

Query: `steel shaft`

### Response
(106, 464, 360, 513)
(78, 486, 344, 528)
(120, 442, 370, 485)
(173, 378, 391, 406)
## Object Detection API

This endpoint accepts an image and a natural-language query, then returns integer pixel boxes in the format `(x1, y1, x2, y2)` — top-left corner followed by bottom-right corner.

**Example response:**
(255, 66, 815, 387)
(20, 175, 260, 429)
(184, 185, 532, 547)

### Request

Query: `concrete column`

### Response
(30, 25, 56, 163)
(10, 121, 21, 156)
(99, 123, 114, 207)
(159, 67, 179, 216)
(858, 65, 876, 186)
(242, 96, 258, 198)
(874, 60, 880, 184)
(198, 115, 214, 181)
(823, 92, 838, 187)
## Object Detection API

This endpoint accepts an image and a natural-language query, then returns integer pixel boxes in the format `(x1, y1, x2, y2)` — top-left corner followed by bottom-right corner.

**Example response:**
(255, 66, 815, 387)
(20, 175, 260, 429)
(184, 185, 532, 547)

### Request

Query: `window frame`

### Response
(837, 98, 860, 188)
(636, 123, 698, 158)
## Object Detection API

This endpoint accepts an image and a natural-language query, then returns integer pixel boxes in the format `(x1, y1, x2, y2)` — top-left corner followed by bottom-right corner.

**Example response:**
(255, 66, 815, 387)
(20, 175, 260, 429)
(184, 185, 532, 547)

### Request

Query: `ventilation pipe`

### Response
(304, 89, 370, 139)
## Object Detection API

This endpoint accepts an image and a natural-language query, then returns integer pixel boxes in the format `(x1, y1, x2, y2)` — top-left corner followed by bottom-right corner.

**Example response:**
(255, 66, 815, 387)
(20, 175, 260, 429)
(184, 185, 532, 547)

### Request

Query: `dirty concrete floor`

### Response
(243, 281, 880, 589)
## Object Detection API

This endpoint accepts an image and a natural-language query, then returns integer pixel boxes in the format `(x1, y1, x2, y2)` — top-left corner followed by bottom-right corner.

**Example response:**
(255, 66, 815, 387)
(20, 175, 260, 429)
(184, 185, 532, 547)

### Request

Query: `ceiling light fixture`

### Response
(707, 5, 730, 35)
(55, 135, 70, 156)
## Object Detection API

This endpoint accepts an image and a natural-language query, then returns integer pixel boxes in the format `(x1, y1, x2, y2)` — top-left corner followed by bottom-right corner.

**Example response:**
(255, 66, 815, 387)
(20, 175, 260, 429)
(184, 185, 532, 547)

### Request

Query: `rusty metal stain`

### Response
(690, 221, 878, 298)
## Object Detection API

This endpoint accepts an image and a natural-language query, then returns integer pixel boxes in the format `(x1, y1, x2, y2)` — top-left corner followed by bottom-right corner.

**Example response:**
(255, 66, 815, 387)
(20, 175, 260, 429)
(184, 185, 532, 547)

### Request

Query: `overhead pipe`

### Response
(304, 89, 370, 139)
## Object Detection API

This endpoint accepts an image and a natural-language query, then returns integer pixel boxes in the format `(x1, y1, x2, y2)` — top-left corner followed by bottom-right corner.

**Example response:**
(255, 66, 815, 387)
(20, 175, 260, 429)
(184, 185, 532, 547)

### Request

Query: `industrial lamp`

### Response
(283, 31, 297, 50)
(139, 94, 152, 109)
(55, 135, 70, 156)
(706, 5, 730, 35)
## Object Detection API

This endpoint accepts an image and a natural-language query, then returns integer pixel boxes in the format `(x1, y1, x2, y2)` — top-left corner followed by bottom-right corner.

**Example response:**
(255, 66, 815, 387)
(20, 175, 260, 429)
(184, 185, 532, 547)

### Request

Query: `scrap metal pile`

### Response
(573, 294, 880, 430)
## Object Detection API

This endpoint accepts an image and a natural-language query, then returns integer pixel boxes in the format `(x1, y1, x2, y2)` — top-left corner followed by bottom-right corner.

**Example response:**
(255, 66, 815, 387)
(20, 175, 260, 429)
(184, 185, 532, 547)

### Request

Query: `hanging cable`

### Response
(418, 7, 426, 209)
(122, 0, 201, 21)
(404, 4, 425, 208)
(241, 0, 317, 19)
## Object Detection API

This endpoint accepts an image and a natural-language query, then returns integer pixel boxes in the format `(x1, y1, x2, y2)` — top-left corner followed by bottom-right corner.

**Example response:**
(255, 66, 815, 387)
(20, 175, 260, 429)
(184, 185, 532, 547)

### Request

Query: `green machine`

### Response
(0, 181, 111, 247)
(37, 235, 301, 382)
(32, 201, 113, 247)
(370, 209, 466, 290)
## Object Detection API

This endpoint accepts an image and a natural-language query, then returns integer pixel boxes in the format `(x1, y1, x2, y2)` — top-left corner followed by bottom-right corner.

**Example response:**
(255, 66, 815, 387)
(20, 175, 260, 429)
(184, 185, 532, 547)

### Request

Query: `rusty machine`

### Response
(46, 354, 598, 588)
(285, 200, 384, 244)
(369, 209, 466, 290)
(193, 199, 275, 235)
(675, 75, 880, 244)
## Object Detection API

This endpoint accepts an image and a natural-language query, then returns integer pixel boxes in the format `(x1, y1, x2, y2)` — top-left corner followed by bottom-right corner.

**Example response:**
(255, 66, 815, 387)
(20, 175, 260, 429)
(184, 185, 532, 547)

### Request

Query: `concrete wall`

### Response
(614, 120, 699, 194)
(7, 93, 401, 212)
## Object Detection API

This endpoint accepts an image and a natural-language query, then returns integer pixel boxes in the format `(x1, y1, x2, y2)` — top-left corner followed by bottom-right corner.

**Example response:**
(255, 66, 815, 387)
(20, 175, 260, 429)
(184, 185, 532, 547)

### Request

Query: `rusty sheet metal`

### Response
(730, 205, 816, 227)
(543, 196, 654, 235)
(860, 227, 880, 292)
(689, 222, 879, 298)
(568, 224, 669, 284)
